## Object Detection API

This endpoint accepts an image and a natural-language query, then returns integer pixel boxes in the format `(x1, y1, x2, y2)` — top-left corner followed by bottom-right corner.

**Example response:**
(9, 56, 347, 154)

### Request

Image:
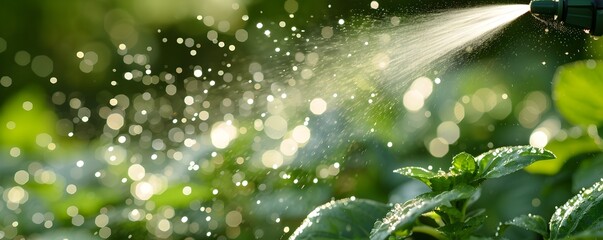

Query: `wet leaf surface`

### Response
(549, 179, 603, 239)
(370, 185, 476, 240)
(290, 198, 390, 240)
(476, 146, 555, 179)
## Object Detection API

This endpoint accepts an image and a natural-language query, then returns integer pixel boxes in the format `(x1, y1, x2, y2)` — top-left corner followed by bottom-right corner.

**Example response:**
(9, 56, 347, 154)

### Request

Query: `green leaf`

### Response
(553, 60, 603, 126)
(495, 214, 549, 239)
(549, 179, 603, 239)
(394, 167, 437, 188)
(395, 166, 472, 192)
(475, 146, 555, 179)
(370, 185, 476, 240)
(290, 198, 391, 240)
(451, 152, 477, 175)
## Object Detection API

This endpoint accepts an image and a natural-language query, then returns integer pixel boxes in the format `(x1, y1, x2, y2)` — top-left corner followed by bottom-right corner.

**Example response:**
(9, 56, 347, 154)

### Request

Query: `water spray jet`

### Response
(530, 0, 603, 35)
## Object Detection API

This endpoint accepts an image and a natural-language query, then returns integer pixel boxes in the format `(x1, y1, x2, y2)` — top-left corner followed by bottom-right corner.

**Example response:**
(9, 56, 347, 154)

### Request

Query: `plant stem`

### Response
(412, 225, 446, 240)
(460, 199, 468, 222)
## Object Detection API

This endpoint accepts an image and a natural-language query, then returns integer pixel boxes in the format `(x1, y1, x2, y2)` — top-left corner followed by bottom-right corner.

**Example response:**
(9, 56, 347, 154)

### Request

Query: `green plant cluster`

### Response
(291, 146, 603, 239)
(291, 59, 603, 239)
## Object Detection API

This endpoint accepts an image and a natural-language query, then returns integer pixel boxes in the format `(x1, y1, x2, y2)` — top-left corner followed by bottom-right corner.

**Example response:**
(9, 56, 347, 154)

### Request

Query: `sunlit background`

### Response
(1, 0, 602, 239)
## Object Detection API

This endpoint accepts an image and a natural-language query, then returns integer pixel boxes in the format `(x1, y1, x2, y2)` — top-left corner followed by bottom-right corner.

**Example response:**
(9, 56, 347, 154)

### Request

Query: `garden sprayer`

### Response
(530, 0, 603, 35)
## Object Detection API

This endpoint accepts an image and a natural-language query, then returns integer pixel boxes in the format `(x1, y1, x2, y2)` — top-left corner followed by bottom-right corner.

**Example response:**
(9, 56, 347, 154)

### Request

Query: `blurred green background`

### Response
(1, 0, 602, 239)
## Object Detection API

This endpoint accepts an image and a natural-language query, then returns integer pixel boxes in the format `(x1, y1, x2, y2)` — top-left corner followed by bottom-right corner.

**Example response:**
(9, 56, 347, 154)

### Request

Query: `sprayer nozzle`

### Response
(528, 0, 603, 36)
(529, 0, 560, 16)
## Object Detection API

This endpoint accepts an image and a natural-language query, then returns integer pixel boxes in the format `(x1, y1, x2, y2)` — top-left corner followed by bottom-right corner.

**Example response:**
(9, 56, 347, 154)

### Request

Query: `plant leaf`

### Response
(495, 214, 549, 239)
(290, 198, 391, 240)
(394, 167, 437, 188)
(475, 146, 555, 179)
(549, 179, 603, 239)
(553, 60, 603, 126)
(451, 152, 477, 175)
(395, 166, 472, 192)
(370, 185, 476, 240)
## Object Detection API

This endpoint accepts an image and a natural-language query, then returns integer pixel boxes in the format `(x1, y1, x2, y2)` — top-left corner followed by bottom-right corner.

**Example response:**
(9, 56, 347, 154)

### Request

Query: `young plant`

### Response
(370, 146, 559, 239)
(291, 145, 561, 239)
(292, 145, 603, 239)
(291, 59, 603, 240)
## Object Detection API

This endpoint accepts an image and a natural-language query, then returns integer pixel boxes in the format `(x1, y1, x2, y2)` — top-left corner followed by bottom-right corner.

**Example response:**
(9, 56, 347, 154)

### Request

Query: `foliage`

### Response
(294, 58, 603, 239)
(496, 178, 603, 239)
(496, 214, 549, 239)
(289, 198, 391, 240)
(293, 146, 603, 239)
(370, 185, 476, 239)
(548, 179, 603, 239)
(293, 146, 558, 239)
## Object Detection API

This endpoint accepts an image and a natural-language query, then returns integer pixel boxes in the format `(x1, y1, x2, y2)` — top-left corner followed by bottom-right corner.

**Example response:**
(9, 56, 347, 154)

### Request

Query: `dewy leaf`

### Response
(553, 60, 603, 126)
(495, 214, 549, 239)
(395, 167, 463, 192)
(549, 179, 603, 240)
(451, 152, 477, 175)
(394, 167, 438, 188)
(290, 198, 391, 240)
(370, 185, 476, 240)
(475, 146, 555, 179)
